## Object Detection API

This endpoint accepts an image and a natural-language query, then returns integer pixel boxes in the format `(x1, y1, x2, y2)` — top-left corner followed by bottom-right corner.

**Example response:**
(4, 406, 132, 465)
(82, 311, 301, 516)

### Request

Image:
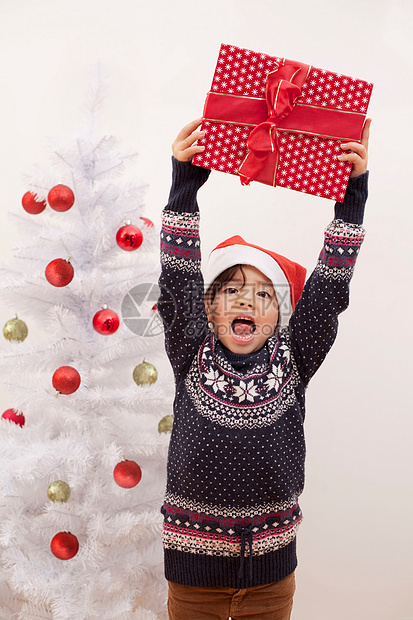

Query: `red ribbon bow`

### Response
(238, 64, 305, 185)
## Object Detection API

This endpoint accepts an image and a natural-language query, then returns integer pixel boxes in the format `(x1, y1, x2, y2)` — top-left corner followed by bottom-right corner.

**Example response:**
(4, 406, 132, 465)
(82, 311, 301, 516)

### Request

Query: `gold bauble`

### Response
(133, 361, 158, 386)
(3, 317, 28, 342)
(47, 480, 71, 503)
(158, 414, 174, 434)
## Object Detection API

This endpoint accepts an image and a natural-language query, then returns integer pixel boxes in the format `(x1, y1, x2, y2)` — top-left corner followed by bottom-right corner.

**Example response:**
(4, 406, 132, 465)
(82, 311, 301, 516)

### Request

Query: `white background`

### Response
(0, 1, 412, 618)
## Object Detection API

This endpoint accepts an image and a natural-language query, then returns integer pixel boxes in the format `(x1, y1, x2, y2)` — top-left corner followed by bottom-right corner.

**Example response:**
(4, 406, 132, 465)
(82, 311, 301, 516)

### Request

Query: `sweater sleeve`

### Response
(289, 172, 368, 386)
(158, 158, 211, 382)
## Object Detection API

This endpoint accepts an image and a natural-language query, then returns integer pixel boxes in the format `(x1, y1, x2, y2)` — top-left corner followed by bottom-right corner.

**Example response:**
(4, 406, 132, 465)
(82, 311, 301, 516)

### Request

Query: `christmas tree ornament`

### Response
(22, 191, 47, 214)
(3, 317, 28, 342)
(116, 222, 143, 251)
(47, 184, 75, 212)
(158, 414, 174, 434)
(2, 408, 25, 427)
(93, 305, 120, 335)
(52, 366, 81, 395)
(45, 258, 74, 287)
(47, 480, 71, 503)
(133, 361, 158, 386)
(50, 531, 79, 560)
(140, 216, 154, 229)
(113, 460, 142, 488)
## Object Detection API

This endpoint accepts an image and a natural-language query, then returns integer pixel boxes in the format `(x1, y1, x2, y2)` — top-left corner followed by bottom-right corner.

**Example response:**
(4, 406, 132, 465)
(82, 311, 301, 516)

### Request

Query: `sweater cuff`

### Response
(334, 171, 368, 225)
(166, 157, 211, 214)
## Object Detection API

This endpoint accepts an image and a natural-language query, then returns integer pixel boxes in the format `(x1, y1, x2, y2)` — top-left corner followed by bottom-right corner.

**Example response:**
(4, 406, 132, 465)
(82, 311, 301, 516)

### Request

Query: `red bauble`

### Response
(52, 366, 81, 395)
(140, 217, 154, 229)
(93, 307, 120, 335)
(50, 531, 79, 560)
(48, 185, 75, 212)
(45, 258, 74, 287)
(2, 408, 25, 427)
(22, 191, 47, 215)
(113, 460, 142, 488)
(116, 224, 143, 251)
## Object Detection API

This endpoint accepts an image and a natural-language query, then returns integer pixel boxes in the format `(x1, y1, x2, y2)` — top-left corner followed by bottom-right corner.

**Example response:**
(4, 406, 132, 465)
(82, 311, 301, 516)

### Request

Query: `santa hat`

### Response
(204, 235, 307, 327)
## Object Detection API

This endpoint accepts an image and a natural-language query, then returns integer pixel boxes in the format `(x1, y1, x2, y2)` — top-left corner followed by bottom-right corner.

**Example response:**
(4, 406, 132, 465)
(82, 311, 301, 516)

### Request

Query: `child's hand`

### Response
(338, 118, 372, 178)
(172, 118, 206, 162)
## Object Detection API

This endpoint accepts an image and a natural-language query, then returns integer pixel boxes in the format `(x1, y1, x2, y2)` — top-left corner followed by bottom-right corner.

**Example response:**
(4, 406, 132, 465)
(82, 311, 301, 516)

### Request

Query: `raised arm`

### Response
(172, 118, 206, 162)
(289, 119, 371, 386)
(158, 121, 211, 382)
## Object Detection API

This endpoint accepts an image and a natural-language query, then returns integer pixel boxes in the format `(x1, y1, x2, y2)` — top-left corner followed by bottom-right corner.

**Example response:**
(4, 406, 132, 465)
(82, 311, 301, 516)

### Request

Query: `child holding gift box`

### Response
(158, 117, 371, 619)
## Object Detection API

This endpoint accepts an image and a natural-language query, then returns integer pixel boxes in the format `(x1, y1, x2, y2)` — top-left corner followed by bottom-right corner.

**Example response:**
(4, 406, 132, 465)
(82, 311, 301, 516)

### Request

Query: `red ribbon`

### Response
(202, 61, 365, 187)
(238, 64, 304, 185)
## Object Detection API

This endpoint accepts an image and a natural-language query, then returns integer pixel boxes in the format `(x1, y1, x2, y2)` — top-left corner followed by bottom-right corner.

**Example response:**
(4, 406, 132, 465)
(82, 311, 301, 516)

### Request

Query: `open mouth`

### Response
(231, 317, 256, 340)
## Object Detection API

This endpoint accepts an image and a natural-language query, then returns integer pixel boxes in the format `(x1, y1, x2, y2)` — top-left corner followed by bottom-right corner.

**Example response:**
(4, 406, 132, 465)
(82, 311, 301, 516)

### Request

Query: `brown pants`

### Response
(167, 572, 295, 620)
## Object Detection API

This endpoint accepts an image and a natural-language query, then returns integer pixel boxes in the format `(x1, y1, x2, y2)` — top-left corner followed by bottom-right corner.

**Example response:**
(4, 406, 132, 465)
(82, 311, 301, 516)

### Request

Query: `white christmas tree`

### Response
(0, 71, 172, 620)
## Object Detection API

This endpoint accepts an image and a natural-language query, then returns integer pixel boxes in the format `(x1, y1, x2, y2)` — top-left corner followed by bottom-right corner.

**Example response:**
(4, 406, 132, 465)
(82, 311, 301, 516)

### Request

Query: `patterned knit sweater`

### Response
(158, 157, 368, 588)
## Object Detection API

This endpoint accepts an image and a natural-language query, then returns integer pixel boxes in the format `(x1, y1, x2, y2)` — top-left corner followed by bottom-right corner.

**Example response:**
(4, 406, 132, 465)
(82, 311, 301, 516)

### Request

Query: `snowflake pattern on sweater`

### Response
(158, 158, 367, 588)
(185, 333, 297, 429)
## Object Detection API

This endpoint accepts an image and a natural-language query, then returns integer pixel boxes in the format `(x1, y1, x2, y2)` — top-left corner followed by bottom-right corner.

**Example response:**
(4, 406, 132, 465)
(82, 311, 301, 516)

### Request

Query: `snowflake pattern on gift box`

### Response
(193, 44, 373, 202)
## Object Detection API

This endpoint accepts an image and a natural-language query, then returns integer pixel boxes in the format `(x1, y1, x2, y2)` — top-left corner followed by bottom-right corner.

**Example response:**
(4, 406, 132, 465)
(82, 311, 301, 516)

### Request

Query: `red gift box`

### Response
(192, 44, 373, 201)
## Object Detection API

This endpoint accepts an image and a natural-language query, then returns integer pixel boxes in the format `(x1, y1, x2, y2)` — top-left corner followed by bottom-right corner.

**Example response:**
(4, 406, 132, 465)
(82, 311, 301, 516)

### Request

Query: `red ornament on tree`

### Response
(113, 460, 142, 488)
(2, 408, 25, 427)
(52, 366, 81, 395)
(47, 184, 75, 212)
(50, 531, 79, 560)
(45, 258, 74, 287)
(140, 216, 154, 229)
(22, 191, 47, 215)
(93, 306, 120, 335)
(116, 223, 143, 251)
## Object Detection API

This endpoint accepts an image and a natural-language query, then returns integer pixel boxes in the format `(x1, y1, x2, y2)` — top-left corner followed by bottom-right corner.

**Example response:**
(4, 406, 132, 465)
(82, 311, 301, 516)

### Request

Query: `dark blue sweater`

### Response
(158, 158, 368, 588)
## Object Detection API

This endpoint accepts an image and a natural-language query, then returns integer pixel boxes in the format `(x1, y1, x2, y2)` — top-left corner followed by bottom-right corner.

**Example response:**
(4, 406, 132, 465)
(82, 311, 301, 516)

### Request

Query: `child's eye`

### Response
(257, 291, 271, 298)
(223, 287, 238, 294)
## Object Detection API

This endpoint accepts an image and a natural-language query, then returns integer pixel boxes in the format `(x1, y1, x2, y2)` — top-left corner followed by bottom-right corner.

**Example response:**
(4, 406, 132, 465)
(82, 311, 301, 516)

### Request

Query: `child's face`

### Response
(206, 265, 279, 354)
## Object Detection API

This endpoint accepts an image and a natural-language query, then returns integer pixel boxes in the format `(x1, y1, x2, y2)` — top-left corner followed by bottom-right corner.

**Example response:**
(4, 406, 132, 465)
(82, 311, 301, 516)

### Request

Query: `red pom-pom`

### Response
(116, 224, 143, 251)
(52, 366, 81, 395)
(45, 259, 74, 287)
(2, 408, 25, 427)
(93, 307, 120, 335)
(22, 191, 47, 215)
(113, 460, 142, 488)
(48, 185, 75, 212)
(50, 531, 79, 560)
(140, 217, 154, 229)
